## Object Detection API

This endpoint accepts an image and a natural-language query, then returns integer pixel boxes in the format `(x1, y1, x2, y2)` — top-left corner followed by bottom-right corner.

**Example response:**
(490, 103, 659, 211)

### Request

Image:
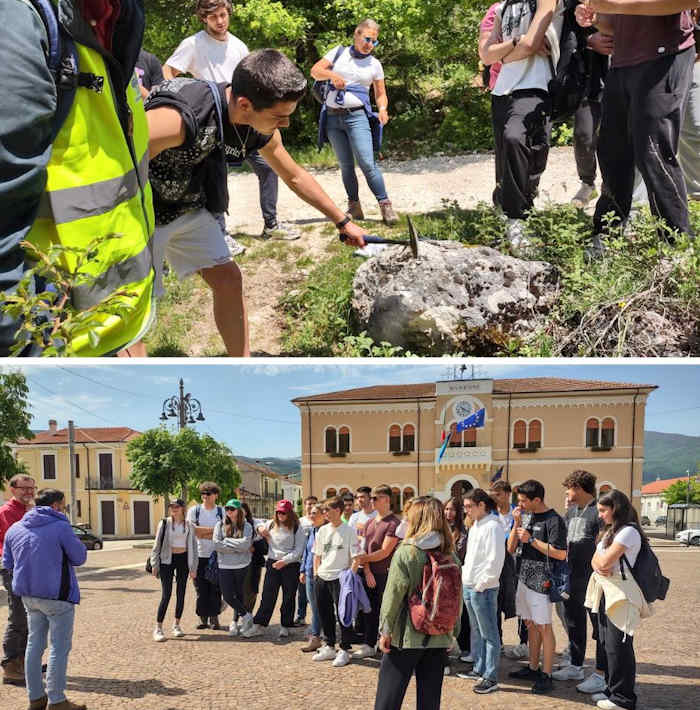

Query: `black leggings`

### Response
(374, 647, 447, 710)
(157, 552, 189, 623)
(219, 567, 249, 618)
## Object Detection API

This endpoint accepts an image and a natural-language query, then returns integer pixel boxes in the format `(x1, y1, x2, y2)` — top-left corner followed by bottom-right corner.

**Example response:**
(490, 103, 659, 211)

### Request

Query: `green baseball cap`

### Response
(224, 498, 242, 509)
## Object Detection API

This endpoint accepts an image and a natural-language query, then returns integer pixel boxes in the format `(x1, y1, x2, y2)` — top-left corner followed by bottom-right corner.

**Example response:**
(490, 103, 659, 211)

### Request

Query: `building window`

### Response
(325, 487, 337, 498)
(338, 426, 350, 453)
(76, 500, 82, 518)
(449, 422, 461, 448)
(389, 425, 401, 452)
(42, 453, 56, 480)
(586, 418, 600, 448)
(601, 418, 615, 448)
(402, 425, 415, 452)
(403, 487, 415, 508)
(528, 420, 542, 449)
(73, 453, 80, 478)
(325, 427, 337, 454)
(513, 420, 527, 449)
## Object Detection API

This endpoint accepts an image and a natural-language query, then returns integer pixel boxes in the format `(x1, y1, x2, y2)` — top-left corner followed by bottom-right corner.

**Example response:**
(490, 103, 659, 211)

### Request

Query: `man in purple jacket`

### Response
(2, 489, 87, 710)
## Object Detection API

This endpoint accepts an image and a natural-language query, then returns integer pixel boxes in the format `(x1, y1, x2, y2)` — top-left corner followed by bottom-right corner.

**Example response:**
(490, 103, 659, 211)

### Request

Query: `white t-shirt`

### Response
(323, 46, 384, 109)
(166, 31, 249, 83)
(348, 509, 378, 536)
(312, 522, 360, 581)
(186, 505, 222, 558)
(170, 521, 187, 548)
(596, 525, 642, 568)
(492, 1, 564, 96)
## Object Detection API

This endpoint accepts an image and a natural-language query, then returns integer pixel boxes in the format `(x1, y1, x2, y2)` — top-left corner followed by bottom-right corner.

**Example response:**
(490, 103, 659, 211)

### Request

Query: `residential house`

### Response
(641, 476, 695, 522)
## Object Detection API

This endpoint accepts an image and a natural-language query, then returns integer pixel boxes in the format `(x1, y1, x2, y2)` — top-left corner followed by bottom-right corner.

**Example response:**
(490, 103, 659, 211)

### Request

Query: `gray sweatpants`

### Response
(679, 61, 700, 201)
(1, 568, 27, 665)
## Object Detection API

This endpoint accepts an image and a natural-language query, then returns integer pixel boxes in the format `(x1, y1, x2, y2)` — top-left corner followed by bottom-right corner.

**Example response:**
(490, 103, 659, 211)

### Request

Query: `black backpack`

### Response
(547, 0, 589, 123)
(619, 536, 670, 604)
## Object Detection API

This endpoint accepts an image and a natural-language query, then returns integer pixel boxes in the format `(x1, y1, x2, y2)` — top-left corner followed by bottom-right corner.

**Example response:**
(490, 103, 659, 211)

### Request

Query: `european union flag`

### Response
(491, 465, 504, 483)
(455, 408, 485, 433)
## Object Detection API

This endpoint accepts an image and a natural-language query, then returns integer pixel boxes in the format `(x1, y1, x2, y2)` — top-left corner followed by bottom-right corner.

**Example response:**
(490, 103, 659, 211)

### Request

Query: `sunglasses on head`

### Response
(362, 36, 379, 46)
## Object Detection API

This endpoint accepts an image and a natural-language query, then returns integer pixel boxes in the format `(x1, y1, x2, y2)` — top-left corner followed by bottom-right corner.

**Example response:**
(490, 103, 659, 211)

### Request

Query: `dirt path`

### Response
(194, 146, 586, 356)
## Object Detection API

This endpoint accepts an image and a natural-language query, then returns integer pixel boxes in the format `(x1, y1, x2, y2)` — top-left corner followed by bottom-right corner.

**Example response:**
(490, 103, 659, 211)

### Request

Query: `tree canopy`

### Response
(662, 476, 700, 506)
(0, 372, 34, 486)
(126, 427, 240, 503)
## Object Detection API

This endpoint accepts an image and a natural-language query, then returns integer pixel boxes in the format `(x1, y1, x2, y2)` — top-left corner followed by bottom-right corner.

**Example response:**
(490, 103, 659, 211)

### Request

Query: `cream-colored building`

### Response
(5, 421, 164, 538)
(292, 377, 656, 514)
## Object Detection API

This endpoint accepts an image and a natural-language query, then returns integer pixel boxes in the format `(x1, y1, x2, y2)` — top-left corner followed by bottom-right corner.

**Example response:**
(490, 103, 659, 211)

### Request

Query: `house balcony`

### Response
(435, 446, 492, 466)
(86, 476, 136, 491)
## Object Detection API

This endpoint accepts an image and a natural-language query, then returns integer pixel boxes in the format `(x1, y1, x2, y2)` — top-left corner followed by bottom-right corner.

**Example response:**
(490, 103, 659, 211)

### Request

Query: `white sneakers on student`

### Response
(171, 624, 184, 638)
(577, 672, 607, 694)
(351, 644, 376, 659)
(459, 653, 474, 663)
(279, 626, 290, 638)
(239, 613, 254, 633)
(228, 621, 239, 636)
(153, 627, 166, 642)
(591, 693, 608, 702)
(552, 664, 585, 681)
(242, 623, 263, 638)
(332, 649, 351, 667)
(504, 643, 529, 660)
(312, 644, 338, 662)
(596, 700, 624, 709)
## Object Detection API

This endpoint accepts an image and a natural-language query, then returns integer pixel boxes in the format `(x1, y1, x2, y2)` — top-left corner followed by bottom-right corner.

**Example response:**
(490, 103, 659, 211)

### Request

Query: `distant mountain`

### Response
(235, 456, 301, 478)
(644, 431, 700, 482)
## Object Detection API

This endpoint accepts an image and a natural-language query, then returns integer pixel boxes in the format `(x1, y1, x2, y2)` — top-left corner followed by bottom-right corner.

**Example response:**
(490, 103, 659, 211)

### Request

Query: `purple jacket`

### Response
(338, 568, 371, 627)
(2, 506, 87, 604)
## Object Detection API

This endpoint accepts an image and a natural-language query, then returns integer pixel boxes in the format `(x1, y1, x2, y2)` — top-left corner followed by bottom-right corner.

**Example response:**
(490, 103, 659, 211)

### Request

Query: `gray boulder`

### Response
(351, 242, 559, 354)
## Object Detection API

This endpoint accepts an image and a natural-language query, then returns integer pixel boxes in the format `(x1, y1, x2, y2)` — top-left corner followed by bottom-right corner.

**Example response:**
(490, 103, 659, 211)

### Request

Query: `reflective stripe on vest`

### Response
(26, 40, 155, 356)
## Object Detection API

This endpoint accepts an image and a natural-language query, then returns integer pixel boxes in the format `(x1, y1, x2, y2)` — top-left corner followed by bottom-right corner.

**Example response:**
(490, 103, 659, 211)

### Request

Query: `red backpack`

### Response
(408, 550, 462, 636)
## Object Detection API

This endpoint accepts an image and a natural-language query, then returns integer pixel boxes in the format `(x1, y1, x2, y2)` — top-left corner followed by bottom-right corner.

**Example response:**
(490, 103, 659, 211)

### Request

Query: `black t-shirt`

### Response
(565, 500, 600, 578)
(136, 50, 164, 91)
(517, 508, 567, 592)
(145, 78, 272, 225)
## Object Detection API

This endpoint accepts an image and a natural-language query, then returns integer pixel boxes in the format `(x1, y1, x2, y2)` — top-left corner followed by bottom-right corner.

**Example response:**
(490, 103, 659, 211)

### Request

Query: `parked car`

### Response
(72, 525, 103, 550)
(675, 528, 700, 546)
(655, 516, 667, 526)
(641, 516, 650, 526)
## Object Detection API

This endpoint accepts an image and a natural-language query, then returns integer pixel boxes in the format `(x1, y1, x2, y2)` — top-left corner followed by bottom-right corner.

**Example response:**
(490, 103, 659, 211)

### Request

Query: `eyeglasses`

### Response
(225, 507, 237, 512)
(362, 37, 379, 46)
(13, 485, 36, 491)
(277, 511, 288, 516)
(201, 491, 215, 496)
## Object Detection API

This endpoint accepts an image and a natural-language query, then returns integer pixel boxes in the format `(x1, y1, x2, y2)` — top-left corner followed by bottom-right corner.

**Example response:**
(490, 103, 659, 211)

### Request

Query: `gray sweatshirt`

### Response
(261, 520, 306, 564)
(213, 521, 253, 569)
(150, 518, 198, 573)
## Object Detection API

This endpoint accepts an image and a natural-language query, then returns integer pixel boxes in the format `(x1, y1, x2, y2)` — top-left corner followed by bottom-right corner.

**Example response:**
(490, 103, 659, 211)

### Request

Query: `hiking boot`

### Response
(552, 664, 585, 681)
(504, 643, 529, 660)
(47, 700, 87, 710)
(2, 657, 25, 686)
(261, 222, 301, 241)
(301, 635, 323, 653)
(509, 665, 540, 680)
(577, 672, 607, 694)
(347, 200, 364, 220)
(473, 679, 499, 694)
(379, 200, 398, 225)
(28, 696, 48, 710)
(571, 182, 598, 208)
(532, 673, 553, 694)
(351, 643, 376, 659)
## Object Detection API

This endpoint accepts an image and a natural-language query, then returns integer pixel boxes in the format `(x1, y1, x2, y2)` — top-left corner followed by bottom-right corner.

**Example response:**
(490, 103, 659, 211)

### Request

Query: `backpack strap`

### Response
(195, 504, 201, 526)
(217, 505, 223, 521)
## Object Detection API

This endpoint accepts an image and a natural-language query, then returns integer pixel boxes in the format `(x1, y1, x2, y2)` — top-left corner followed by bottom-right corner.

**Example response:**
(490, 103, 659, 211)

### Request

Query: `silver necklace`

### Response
(232, 123, 251, 159)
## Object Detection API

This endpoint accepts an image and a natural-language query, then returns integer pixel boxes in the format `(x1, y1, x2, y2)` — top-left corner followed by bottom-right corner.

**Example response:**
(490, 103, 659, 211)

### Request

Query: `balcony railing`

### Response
(436, 446, 492, 465)
(86, 476, 136, 491)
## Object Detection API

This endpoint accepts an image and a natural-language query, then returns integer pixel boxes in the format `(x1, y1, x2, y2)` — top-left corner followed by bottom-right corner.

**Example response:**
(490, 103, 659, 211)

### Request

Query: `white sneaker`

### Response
(444, 666, 451, 675)
(591, 693, 608, 702)
(506, 218, 530, 255)
(228, 621, 239, 636)
(242, 623, 263, 638)
(171, 624, 184, 638)
(261, 221, 301, 241)
(577, 672, 607, 694)
(504, 643, 529, 660)
(351, 644, 376, 659)
(279, 626, 290, 638)
(552, 664, 585, 681)
(332, 649, 351, 667)
(225, 234, 246, 257)
(312, 644, 337, 662)
(571, 182, 597, 208)
(153, 628, 166, 642)
(597, 700, 624, 710)
(239, 613, 254, 633)
(459, 653, 474, 663)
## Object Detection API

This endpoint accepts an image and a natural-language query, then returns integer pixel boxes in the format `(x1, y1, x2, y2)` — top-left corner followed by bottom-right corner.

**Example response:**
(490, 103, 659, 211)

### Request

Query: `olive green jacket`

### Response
(379, 538, 461, 649)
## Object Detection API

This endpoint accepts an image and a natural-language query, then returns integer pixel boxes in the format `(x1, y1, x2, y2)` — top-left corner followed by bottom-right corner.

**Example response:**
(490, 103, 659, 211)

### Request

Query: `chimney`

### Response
(48, 419, 58, 433)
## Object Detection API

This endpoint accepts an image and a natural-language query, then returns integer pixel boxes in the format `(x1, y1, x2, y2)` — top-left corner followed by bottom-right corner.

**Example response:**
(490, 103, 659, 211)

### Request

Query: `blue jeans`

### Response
(326, 110, 388, 202)
(23, 597, 75, 704)
(464, 586, 500, 682)
(305, 574, 322, 638)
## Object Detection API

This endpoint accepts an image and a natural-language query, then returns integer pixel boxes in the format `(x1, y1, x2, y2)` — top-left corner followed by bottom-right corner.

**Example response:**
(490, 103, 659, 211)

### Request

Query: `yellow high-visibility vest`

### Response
(26, 37, 155, 356)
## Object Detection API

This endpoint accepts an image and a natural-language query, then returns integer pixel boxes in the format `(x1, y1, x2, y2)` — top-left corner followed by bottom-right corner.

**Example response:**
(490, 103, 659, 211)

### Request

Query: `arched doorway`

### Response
(450, 479, 474, 498)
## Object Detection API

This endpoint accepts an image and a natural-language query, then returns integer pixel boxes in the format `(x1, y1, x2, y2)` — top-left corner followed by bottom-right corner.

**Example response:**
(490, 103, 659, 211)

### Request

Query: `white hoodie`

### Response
(462, 513, 506, 592)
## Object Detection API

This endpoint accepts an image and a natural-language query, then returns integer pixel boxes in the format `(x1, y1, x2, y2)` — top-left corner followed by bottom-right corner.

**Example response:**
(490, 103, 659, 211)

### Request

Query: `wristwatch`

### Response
(336, 215, 352, 230)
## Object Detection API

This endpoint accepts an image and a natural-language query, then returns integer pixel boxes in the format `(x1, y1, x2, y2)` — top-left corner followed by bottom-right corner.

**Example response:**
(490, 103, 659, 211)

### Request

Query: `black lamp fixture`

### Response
(159, 378, 206, 430)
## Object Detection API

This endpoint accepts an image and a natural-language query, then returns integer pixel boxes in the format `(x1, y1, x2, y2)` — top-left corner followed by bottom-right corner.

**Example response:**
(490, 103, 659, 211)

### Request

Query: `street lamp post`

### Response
(160, 378, 206, 500)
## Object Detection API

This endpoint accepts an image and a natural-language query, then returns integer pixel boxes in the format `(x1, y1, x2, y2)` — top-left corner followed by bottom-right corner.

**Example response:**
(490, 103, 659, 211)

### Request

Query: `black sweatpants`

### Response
(244, 562, 263, 615)
(253, 559, 300, 628)
(194, 556, 221, 620)
(574, 99, 602, 186)
(562, 578, 590, 667)
(492, 90, 552, 218)
(363, 571, 388, 647)
(598, 600, 636, 709)
(157, 551, 189, 623)
(594, 48, 695, 238)
(219, 566, 249, 618)
(315, 576, 353, 650)
(374, 647, 447, 710)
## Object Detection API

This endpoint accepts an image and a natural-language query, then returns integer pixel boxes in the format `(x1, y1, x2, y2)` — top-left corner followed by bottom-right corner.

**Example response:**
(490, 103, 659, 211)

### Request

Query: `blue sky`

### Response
(5, 362, 699, 458)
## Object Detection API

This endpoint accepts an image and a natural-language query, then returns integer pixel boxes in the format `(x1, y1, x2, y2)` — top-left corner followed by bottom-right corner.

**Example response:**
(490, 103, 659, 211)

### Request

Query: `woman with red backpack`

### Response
(373, 496, 461, 710)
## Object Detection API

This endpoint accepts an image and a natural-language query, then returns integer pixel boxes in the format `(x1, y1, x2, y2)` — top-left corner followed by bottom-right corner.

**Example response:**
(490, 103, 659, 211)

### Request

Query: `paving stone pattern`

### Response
(2, 547, 699, 710)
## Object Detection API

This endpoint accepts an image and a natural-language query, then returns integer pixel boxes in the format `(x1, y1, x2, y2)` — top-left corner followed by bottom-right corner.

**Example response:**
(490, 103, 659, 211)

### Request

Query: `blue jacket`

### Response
(2, 506, 87, 604)
(301, 525, 318, 577)
(338, 568, 371, 627)
(317, 85, 383, 152)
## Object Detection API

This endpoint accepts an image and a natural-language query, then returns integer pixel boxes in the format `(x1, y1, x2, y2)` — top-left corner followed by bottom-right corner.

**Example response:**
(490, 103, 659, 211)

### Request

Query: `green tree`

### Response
(126, 427, 240, 503)
(662, 475, 700, 506)
(0, 373, 34, 486)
